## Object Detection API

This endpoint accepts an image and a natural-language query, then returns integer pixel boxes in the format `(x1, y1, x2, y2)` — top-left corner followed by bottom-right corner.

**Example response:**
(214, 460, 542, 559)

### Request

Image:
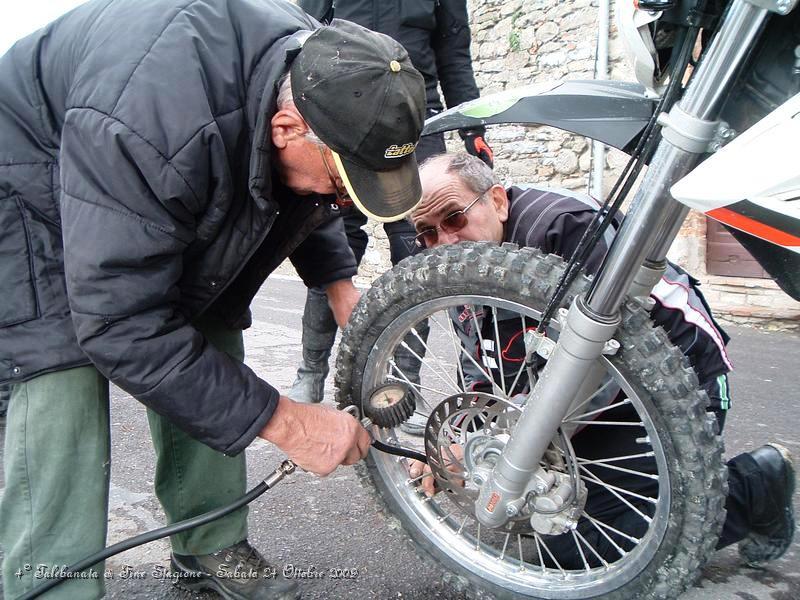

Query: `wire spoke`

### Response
(408, 324, 463, 393)
(518, 534, 526, 571)
(429, 309, 499, 391)
(468, 304, 505, 397)
(566, 398, 631, 422)
(507, 315, 531, 396)
(579, 465, 656, 520)
(576, 459, 659, 480)
(491, 308, 508, 397)
(576, 451, 655, 465)
(406, 471, 435, 485)
(535, 532, 567, 578)
(534, 532, 546, 573)
(456, 516, 468, 535)
(564, 379, 617, 420)
(398, 340, 461, 395)
(440, 317, 467, 391)
(499, 533, 511, 561)
(565, 420, 645, 427)
(571, 529, 591, 572)
(574, 528, 610, 568)
(584, 514, 640, 545)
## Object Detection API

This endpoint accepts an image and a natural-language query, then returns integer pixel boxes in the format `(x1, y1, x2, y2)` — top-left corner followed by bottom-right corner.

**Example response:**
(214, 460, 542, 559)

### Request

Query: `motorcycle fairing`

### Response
(671, 93, 800, 299)
(421, 80, 656, 154)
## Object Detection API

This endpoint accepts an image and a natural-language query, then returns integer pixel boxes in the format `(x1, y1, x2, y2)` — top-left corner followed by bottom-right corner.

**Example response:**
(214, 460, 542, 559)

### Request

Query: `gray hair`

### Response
(420, 152, 500, 195)
(276, 73, 324, 146)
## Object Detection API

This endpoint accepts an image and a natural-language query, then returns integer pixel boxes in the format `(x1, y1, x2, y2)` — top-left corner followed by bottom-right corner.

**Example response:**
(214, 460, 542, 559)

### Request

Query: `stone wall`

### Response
(279, 0, 800, 330)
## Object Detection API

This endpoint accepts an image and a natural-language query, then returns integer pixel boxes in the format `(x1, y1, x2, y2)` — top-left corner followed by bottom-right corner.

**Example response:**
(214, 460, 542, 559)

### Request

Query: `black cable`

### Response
(16, 437, 425, 600)
(371, 439, 428, 463)
(16, 479, 274, 600)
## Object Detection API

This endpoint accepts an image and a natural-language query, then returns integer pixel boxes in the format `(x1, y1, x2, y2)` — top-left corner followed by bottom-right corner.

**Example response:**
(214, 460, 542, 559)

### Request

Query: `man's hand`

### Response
(325, 278, 361, 329)
(408, 443, 465, 497)
(259, 396, 371, 476)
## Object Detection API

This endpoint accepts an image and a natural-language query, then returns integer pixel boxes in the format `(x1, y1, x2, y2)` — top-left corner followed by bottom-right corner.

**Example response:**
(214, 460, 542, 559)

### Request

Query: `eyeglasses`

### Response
(319, 147, 352, 207)
(414, 190, 488, 248)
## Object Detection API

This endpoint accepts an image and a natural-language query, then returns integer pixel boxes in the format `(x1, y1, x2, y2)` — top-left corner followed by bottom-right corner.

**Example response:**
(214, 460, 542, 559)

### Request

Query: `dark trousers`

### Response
(540, 403, 756, 568)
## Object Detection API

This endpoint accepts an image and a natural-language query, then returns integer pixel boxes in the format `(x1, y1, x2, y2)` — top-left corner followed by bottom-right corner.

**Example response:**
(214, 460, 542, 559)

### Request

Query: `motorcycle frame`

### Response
(472, 0, 779, 528)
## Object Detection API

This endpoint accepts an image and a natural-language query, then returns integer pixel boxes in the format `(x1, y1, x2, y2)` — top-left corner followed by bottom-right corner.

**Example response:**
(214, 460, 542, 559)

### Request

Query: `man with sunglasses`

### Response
(0, 3, 426, 598)
(408, 151, 796, 569)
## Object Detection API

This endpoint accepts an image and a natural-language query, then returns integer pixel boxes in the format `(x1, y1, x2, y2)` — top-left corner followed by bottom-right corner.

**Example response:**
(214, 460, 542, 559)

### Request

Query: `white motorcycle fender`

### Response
(670, 93, 800, 254)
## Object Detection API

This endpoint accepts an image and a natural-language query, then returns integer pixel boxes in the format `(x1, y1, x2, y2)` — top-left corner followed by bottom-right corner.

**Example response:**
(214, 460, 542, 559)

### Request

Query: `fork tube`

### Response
(474, 0, 771, 528)
(588, 0, 770, 313)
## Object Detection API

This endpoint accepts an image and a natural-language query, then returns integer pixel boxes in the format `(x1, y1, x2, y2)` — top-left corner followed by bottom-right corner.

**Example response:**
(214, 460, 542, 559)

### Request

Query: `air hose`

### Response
(16, 432, 426, 600)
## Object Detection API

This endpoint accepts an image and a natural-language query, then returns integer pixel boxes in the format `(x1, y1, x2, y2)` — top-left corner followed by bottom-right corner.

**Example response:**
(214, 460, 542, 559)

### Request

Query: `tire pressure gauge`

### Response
(364, 382, 417, 428)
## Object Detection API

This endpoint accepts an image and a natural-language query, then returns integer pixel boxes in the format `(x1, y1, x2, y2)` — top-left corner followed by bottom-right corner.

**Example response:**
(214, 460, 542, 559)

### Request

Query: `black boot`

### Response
(289, 287, 337, 403)
(739, 443, 796, 567)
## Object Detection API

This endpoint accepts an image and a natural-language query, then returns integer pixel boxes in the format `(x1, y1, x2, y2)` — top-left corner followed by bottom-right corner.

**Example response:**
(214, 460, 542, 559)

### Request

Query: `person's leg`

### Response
(146, 315, 249, 555)
(154, 318, 299, 598)
(706, 378, 795, 559)
(0, 367, 110, 599)
(290, 209, 368, 403)
(717, 444, 795, 566)
(288, 285, 338, 402)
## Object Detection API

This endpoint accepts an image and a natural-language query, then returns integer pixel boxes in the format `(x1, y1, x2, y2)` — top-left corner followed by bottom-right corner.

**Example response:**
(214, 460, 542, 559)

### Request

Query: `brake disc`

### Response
(423, 392, 534, 534)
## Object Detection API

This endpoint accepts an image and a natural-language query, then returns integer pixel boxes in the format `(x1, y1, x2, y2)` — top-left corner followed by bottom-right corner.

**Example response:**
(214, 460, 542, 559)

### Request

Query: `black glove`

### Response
(461, 130, 494, 168)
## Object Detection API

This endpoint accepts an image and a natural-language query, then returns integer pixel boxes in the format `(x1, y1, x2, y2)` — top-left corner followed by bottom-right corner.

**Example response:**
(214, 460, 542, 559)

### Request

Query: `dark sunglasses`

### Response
(414, 190, 487, 248)
(319, 146, 353, 207)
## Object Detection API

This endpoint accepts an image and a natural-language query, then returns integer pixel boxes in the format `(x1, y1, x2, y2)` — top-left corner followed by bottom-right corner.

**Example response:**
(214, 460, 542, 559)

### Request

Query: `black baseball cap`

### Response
(291, 19, 426, 222)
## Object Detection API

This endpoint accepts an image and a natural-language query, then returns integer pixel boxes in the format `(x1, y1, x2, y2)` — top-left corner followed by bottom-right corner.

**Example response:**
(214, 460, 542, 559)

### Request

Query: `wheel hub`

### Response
(423, 392, 586, 535)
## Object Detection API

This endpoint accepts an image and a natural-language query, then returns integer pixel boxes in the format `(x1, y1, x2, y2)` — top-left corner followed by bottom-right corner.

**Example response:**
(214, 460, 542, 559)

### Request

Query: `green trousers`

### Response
(0, 318, 248, 599)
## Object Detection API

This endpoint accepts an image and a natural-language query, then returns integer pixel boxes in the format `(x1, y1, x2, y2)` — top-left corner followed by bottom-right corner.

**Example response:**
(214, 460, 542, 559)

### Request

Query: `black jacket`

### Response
(299, 0, 481, 113)
(504, 186, 733, 395)
(0, 0, 358, 455)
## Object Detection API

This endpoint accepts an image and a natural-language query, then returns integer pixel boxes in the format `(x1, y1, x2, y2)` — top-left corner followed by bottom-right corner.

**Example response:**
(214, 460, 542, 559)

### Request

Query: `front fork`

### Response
(475, 0, 783, 528)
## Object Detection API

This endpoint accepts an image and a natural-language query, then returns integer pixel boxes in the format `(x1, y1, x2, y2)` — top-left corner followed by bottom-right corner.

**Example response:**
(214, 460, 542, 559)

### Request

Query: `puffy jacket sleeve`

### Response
(289, 210, 358, 288)
(60, 108, 277, 455)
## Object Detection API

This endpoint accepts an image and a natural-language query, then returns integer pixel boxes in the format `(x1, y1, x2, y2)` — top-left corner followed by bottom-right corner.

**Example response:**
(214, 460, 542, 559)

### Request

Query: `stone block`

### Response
(554, 149, 579, 174)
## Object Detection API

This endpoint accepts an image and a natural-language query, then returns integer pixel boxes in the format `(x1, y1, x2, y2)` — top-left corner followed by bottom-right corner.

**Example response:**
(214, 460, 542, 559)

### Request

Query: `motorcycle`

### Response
(334, 1, 800, 598)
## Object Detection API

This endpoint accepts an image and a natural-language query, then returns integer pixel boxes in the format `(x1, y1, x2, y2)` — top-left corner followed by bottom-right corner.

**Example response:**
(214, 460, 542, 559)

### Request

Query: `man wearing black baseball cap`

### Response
(0, 2, 423, 599)
(292, 19, 426, 221)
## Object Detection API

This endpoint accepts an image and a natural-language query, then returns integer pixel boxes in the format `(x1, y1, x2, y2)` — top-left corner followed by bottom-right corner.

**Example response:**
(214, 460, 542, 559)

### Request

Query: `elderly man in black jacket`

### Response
(288, 0, 494, 406)
(0, 1, 426, 598)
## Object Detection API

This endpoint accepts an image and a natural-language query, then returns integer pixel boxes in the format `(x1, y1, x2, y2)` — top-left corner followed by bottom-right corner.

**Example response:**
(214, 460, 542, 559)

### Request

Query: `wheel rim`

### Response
(360, 295, 671, 598)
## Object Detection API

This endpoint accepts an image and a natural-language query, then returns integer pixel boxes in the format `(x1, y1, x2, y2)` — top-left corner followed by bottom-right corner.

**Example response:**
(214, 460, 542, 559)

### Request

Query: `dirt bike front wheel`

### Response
(335, 242, 726, 600)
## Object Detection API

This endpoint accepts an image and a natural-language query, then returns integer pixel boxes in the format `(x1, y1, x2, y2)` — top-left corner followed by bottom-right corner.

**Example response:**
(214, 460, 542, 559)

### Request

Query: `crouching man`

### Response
(408, 151, 795, 568)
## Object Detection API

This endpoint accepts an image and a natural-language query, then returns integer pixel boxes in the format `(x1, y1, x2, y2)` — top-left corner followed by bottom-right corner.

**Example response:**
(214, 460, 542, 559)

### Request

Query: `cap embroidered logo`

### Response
(384, 143, 418, 159)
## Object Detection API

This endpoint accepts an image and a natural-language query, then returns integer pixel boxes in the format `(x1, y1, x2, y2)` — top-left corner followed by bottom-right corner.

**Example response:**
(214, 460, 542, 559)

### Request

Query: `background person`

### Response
(0, 2, 425, 597)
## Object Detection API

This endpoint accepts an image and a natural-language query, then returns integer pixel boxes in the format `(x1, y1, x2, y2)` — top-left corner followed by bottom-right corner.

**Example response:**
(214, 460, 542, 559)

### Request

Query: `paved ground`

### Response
(1, 276, 798, 599)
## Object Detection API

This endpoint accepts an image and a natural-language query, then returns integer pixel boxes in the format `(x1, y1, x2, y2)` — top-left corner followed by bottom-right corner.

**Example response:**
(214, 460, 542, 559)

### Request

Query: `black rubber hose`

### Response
(371, 439, 428, 463)
(16, 439, 426, 600)
(16, 480, 273, 600)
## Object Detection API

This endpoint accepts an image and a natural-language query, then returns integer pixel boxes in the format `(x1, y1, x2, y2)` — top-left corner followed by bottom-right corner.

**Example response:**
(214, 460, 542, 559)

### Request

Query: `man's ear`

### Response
(271, 108, 307, 148)
(491, 184, 509, 223)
